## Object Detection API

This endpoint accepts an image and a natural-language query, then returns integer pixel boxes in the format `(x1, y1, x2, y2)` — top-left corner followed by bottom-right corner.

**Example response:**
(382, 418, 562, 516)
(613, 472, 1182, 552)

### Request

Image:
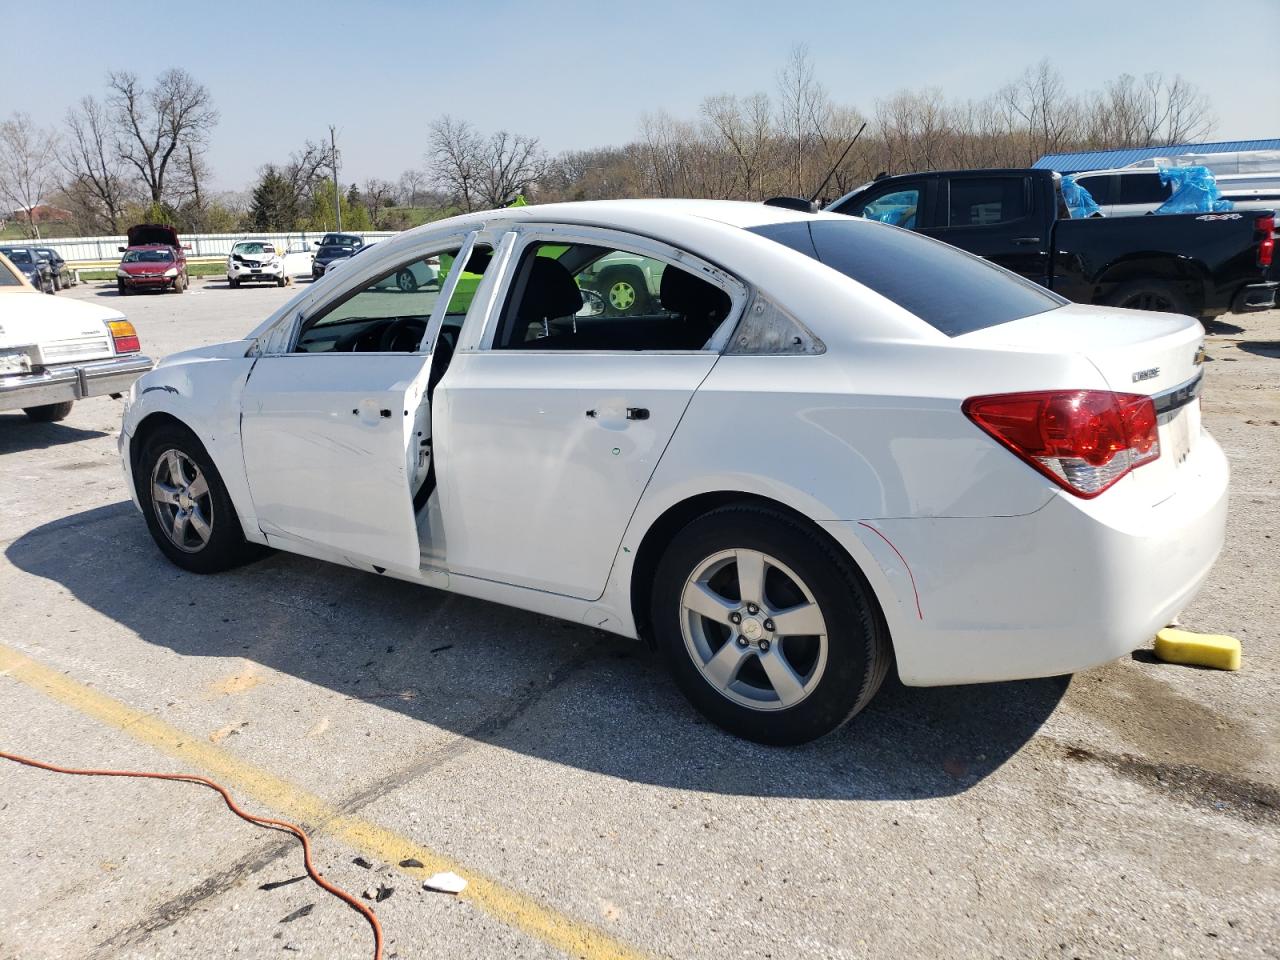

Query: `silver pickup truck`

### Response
(1, 253, 153, 422)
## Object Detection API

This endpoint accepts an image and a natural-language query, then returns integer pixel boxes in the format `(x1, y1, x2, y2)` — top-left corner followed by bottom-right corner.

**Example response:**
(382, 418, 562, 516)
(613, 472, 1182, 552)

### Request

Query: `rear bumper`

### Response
(826, 432, 1229, 686)
(0, 355, 155, 411)
(1231, 281, 1277, 314)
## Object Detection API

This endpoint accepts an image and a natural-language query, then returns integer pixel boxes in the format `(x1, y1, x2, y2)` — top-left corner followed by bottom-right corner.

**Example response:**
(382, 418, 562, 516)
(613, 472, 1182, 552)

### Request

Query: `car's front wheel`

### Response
(652, 504, 890, 745)
(136, 425, 261, 574)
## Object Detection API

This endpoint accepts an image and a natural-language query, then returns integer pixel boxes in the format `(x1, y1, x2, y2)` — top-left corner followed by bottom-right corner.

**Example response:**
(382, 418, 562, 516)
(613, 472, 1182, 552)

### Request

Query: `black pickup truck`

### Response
(826, 168, 1276, 320)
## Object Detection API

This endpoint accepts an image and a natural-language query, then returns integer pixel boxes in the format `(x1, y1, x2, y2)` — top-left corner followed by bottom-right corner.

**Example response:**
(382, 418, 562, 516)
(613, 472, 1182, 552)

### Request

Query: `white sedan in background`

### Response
(118, 200, 1227, 744)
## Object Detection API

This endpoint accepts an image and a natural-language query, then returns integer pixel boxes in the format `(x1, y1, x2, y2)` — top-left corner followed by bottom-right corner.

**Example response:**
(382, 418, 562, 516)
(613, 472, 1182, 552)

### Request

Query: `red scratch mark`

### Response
(857, 522, 923, 620)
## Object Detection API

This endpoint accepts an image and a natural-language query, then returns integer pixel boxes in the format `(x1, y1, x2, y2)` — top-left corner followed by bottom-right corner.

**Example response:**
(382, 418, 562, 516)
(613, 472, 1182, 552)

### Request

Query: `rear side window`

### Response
(1116, 173, 1173, 205)
(1075, 175, 1113, 205)
(750, 219, 1064, 337)
(947, 177, 1027, 226)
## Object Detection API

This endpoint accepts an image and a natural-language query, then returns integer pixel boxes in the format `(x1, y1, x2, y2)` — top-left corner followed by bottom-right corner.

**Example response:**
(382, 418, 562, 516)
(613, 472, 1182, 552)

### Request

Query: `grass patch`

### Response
(79, 261, 228, 281)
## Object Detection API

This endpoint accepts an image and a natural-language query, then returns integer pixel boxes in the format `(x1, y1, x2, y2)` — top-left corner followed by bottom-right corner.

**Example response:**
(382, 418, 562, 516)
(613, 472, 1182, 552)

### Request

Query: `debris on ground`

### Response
(260, 876, 306, 891)
(1153, 628, 1242, 671)
(423, 871, 468, 894)
(279, 903, 314, 923)
(353, 856, 374, 869)
(398, 858, 424, 869)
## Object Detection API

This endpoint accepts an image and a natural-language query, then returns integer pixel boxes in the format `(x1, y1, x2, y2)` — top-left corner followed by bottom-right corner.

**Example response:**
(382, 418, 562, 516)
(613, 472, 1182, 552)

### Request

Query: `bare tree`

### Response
(998, 59, 1082, 164)
(427, 115, 483, 211)
(397, 167, 428, 207)
(0, 113, 59, 239)
(61, 96, 130, 232)
(777, 44, 825, 195)
(702, 93, 775, 199)
(283, 138, 334, 209)
(108, 68, 218, 207)
(428, 117, 546, 210)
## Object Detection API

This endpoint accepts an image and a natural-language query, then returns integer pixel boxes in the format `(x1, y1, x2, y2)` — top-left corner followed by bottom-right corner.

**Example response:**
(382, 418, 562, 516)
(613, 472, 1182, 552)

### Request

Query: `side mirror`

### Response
(118, 246, 126, 253)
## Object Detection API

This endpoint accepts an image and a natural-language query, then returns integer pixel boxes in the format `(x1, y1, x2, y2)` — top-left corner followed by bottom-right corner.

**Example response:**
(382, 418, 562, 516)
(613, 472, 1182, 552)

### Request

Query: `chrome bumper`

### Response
(0, 354, 154, 410)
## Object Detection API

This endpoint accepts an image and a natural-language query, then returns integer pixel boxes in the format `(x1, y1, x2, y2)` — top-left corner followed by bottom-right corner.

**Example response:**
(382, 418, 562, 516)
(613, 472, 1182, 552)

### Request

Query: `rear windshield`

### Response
(123, 249, 174, 263)
(749, 218, 1064, 336)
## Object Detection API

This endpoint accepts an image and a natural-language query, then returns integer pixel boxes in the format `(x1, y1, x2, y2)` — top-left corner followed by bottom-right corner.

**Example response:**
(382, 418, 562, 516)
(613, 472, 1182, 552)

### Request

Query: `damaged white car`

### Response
(119, 200, 1227, 744)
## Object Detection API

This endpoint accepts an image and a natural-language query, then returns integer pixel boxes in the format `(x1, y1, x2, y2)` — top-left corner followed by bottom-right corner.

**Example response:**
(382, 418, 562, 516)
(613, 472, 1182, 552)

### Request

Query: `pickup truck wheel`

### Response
(652, 504, 890, 745)
(599, 267, 649, 316)
(1106, 280, 1192, 317)
(136, 425, 261, 574)
(23, 402, 74, 423)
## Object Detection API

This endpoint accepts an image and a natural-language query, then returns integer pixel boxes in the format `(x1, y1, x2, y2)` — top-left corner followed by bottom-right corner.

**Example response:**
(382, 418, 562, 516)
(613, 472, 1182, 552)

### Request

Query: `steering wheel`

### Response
(378, 316, 427, 352)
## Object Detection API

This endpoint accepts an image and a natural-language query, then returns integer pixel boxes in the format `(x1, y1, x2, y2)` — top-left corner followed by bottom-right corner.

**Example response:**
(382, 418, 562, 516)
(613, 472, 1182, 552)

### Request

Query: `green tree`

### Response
(304, 183, 370, 231)
(250, 165, 299, 230)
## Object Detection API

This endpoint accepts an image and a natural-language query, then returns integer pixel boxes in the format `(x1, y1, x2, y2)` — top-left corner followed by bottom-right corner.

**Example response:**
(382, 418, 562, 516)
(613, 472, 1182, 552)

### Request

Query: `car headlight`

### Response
(164, 267, 178, 277)
(117, 269, 130, 278)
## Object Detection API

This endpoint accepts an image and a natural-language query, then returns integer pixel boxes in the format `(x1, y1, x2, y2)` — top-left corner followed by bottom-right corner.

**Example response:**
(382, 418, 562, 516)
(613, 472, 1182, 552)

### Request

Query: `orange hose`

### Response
(0, 750, 382, 960)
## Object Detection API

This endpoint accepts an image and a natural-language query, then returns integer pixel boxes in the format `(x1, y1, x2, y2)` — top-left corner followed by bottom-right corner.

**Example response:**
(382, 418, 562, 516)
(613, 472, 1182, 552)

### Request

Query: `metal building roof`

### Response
(1033, 139, 1280, 173)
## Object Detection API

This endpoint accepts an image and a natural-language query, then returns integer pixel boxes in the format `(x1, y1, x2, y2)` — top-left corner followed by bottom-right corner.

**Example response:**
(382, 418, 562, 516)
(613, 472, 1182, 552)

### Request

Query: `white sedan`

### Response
(118, 200, 1227, 744)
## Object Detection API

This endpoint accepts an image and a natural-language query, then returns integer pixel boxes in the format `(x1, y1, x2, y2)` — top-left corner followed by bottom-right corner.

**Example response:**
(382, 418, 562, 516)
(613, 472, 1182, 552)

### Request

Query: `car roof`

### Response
(127, 244, 176, 250)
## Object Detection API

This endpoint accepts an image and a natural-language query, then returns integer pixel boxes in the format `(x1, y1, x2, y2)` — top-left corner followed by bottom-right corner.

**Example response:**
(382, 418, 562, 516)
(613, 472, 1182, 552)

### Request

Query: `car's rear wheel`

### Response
(1106, 280, 1193, 317)
(23, 402, 73, 423)
(136, 425, 261, 574)
(396, 268, 418, 293)
(652, 504, 890, 745)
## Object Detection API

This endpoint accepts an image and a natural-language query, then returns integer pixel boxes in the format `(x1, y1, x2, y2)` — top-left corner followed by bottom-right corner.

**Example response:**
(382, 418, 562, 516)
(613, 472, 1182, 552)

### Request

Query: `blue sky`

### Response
(3, 0, 1277, 193)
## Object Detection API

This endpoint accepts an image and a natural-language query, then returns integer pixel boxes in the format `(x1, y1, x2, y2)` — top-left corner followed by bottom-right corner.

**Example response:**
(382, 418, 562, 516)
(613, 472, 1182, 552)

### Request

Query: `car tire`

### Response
(23, 401, 74, 423)
(277, 276, 287, 287)
(1106, 280, 1194, 317)
(135, 424, 263, 574)
(598, 267, 649, 316)
(51, 273, 62, 292)
(396, 268, 419, 293)
(228, 277, 239, 288)
(652, 504, 891, 745)
(118, 280, 129, 296)
(174, 274, 186, 294)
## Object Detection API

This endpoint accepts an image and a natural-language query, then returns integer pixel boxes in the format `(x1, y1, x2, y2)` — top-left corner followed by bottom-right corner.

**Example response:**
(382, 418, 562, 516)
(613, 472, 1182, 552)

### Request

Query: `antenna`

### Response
(807, 122, 867, 204)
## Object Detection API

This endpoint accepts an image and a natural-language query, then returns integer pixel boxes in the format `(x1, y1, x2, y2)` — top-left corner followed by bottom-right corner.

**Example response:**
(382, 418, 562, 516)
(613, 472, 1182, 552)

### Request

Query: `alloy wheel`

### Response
(680, 548, 828, 711)
(150, 449, 214, 553)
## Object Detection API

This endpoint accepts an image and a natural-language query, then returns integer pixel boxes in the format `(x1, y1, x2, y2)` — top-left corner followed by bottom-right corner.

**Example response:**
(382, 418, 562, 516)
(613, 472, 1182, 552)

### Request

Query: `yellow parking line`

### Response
(0, 642, 649, 960)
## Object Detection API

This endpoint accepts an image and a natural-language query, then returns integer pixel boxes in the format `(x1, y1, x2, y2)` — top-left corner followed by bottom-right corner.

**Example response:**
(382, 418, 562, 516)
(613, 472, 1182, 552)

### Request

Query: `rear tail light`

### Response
(1256, 214, 1274, 268)
(107, 319, 140, 354)
(963, 390, 1160, 498)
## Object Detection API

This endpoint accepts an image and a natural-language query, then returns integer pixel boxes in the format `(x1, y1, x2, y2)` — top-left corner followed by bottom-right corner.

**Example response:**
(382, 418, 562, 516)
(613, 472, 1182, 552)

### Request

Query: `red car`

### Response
(116, 224, 189, 295)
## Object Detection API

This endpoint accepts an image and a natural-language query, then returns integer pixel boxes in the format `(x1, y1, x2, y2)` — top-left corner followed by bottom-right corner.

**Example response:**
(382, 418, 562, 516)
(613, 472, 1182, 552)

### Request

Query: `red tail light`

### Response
(963, 390, 1160, 498)
(107, 319, 140, 354)
(1256, 214, 1274, 268)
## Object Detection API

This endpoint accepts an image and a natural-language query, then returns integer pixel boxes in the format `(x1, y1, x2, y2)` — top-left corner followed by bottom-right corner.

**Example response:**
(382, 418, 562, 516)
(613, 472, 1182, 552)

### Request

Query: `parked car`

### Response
(117, 224, 189, 295)
(311, 232, 364, 279)
(119, 200, 1226, 745)
(828, 168, 1276, 319)
(227, 240, 287, 287)
(1074, 151, 1280, 219)
(34, 247, 76, 290)
(322, 243, 440, 291)
(1, 251, 152, 422)
(0, 246, 54, 294)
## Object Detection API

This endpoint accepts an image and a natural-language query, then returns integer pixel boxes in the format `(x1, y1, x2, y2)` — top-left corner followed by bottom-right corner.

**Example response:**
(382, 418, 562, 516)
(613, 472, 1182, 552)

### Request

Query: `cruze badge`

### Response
(1132, 367, 1160, 383)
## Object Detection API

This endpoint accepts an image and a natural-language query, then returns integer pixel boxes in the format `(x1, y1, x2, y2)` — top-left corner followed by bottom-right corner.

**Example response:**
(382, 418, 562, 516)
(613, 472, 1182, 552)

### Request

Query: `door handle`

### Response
(1011, 236, 1041, 245)
(585, 409, 597, 419)
(626, 407, 649, 421)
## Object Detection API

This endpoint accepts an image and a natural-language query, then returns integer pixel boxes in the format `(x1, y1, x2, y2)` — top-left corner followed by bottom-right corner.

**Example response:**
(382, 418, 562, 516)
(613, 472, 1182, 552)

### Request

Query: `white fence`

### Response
(19, 231, 399, 263)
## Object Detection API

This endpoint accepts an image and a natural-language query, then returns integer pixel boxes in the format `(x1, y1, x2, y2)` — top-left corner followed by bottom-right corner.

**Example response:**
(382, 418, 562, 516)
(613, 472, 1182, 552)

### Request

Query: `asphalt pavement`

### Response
(1, 278, 1276, 959)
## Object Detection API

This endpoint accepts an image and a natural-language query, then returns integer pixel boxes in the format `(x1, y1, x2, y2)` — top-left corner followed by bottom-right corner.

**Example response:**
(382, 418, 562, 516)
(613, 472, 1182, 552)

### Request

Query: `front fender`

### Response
(122, 345, 261, 542)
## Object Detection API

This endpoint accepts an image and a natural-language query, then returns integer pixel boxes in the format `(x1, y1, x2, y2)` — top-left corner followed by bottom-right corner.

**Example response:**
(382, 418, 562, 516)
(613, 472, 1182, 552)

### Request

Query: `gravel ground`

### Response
(1, 278, 1276, 960)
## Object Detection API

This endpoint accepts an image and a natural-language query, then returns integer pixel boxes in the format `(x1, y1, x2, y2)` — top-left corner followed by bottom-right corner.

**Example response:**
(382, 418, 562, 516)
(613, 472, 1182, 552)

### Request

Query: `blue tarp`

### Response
(1154, 165, 1234, 215)
(1061, 175, 1102, 218)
